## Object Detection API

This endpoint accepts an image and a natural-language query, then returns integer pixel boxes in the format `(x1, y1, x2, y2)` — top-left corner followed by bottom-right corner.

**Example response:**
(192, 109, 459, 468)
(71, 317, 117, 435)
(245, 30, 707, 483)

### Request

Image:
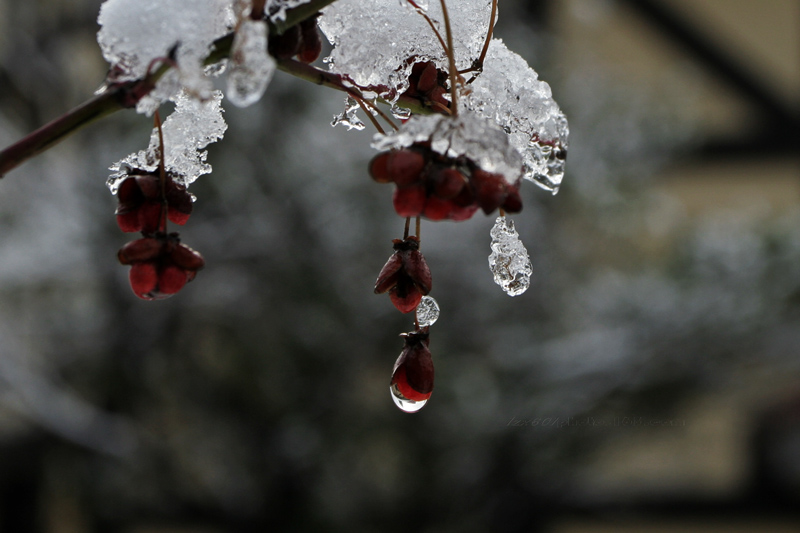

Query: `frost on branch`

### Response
(373, 110, 523, 186)
(266, 0, 313, 23)
(97, 0, 235, 112)
(318, 0, 495, 99)
(227, 17, 276, 107)
(107, 90, 228, 193)
(464, 39, 569, 193)
(488, 216, 532, 296)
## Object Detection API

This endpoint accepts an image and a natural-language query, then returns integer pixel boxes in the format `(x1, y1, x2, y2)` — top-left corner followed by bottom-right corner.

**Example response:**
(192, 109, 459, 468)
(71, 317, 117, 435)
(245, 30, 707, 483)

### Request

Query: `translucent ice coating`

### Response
(107, 90, 228, 193)
(372, 110, 523, 186)
(318, 0, 495, 99)
(488, 216, 532, 296)
(464, 39, 569, 193)
(226, 18, 276, 107)
(266, 0, 313, 23)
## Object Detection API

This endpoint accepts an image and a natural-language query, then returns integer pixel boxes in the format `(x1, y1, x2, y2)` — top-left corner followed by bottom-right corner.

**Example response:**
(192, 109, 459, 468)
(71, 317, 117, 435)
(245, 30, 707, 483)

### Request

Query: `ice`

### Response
(226, 18, 275, 107)
(107, 90, 228, 192)
(416, 296, 439, 327)
(488, 216, 532, 296)
(97, 0, 235, 111)
(464, 39, 569, 193)
(319, 0, 495, 100)
(331, 97, 366, 130)
(373, 109, 523, 185)
(267, 0, 313, 23)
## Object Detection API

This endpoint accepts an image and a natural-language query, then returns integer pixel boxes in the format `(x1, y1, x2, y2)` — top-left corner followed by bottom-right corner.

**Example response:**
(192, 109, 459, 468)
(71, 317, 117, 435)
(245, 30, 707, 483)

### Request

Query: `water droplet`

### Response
(488, 216, 532, 296)
(390, 331, 434, 413)
(416, 295, 439, 327)
(331, 96, 366, 130)
(390, 383, 430, 413)
(390, 103, 412, 120)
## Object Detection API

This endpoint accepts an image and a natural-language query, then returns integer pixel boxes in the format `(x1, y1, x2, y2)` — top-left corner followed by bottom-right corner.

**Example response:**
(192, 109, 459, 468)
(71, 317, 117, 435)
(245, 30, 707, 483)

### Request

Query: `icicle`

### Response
(488, 216, 532, 296)
(226, 18, 276, 107)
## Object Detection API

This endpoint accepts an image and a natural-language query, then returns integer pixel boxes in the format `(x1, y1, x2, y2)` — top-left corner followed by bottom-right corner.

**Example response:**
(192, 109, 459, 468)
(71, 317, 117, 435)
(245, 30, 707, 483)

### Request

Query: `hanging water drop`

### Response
(390, 330, 434, 413)
(331, 96, 366, 130)
(416, 295, 439, 327)
(488, 216, 532, 296)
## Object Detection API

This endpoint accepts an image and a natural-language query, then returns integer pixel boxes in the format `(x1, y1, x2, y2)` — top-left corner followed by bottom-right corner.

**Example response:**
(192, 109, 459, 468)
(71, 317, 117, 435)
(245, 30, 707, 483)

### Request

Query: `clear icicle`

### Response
(331, 96, 365, 130)
(488, 216, 532, 296)
(226, 18, 275, 107)
(416, 296, 439, 327)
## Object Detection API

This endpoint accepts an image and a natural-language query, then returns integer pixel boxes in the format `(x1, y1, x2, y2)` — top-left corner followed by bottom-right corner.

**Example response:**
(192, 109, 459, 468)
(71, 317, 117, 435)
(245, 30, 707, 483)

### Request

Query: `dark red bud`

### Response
(118, 237, 163, 265)
(432, 167, 465, 199)
(472, 169, 506, 214)
(401, 249, 431, 295)
(391, 335, 434, 400)
(502, 186, 523, 213)
(374, 252, 403, 294)
(416, 62, 438, 94)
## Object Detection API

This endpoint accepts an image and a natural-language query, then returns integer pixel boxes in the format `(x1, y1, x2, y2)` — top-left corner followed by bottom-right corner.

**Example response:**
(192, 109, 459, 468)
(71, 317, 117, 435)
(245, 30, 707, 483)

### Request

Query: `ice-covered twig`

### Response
(0, 0, 338, 179)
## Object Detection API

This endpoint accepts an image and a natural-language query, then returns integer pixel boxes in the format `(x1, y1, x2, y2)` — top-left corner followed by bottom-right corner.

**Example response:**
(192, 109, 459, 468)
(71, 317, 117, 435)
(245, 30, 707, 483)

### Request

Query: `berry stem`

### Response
(477, 0, 498, 69)
(416, 216, 421, 241)
(154, 111, 169, 233)
(438, 0, 458, 116)
(403, 217, 411, 240)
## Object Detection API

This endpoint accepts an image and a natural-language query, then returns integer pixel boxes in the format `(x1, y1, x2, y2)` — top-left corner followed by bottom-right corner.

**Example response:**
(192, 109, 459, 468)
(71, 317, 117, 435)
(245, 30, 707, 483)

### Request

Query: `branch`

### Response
(0, 0, 440, 178)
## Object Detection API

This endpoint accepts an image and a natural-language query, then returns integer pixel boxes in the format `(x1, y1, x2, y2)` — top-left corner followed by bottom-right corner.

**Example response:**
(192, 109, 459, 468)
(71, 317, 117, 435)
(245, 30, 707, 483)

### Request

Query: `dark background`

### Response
(1, 0, 799, 531)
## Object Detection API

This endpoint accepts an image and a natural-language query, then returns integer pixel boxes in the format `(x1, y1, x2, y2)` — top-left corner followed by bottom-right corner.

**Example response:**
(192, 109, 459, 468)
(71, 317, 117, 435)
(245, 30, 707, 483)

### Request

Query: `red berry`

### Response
(298, 17, 322, 64)
(391, 332, 434, 400)
(416, 62, 438, 94)
(472, 169, 506, 214)
(392, 184, 426, 217)
(158, 264, 189, 295)
(388, 149, 426, 186)
(422, 196, 452, 221)
(502, 186, 523, 213)
(129, 262, 159, 298)
(432, 167, 465, 199)
(369, 152, 393, 183)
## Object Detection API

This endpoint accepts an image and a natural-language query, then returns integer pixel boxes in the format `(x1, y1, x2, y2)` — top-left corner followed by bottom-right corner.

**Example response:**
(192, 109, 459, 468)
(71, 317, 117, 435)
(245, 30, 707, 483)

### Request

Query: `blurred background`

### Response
(1, 0, 799, 531)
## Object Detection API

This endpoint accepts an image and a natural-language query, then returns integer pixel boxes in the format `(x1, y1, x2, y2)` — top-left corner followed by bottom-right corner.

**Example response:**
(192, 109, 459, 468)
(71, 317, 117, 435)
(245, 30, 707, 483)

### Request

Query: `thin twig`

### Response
(439, 0, 458, 116)
(351, 95, 385, 135)
(477, 0, 498, 68)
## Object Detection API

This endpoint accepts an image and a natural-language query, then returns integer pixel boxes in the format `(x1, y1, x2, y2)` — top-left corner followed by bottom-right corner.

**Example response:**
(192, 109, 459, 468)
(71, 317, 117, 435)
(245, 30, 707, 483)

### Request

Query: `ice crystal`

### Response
(331, 97, 366, 131)
(97, 0, 235, 111)
(226, 18, 275, 107)
(416, 296, 440, 327)
(267, 0, 313, 23)
(319, 0, 495, 99)
(373, 110, 523, 185)
(464, 39, 569, 193)
(488, 216, 532, 296)
(107, 90, 228, 192)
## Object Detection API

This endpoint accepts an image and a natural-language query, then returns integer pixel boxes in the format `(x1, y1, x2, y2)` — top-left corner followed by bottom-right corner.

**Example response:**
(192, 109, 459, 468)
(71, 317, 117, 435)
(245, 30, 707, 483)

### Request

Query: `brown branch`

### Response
(0, 0, 337, 178)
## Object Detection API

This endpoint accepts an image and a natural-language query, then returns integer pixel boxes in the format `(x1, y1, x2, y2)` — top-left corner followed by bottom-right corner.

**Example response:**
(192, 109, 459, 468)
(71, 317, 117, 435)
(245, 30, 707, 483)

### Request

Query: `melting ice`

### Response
(488, 216, 532, 296)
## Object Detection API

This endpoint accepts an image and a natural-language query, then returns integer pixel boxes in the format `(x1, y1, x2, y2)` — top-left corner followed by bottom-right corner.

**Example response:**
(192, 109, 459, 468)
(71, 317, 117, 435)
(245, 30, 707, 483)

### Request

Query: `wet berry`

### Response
(374, 236, 432, 314)
(118, 233, 204, 300)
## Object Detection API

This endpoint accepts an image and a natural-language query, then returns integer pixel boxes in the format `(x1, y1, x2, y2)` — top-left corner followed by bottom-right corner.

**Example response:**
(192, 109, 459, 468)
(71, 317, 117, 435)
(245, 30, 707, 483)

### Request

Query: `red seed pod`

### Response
(432, 167, 466, 199)
(369, 152, 393, 183)
(391, 330, 434, 407)
(388, 149, 426, 187)
(297, 16, 322, 64)
(392, 184, 427, 217)
(374, 236, 432, 314)
(422, 195, 452, 221)
(472, 169, 507, 214)
(165, 180, 193, 225)
(502, 185, 523, 213)
(268, 24, 301, 60)
(416, 61, 438, 94)
(114, 173, 193, 233)
(118, 234, 204, 300)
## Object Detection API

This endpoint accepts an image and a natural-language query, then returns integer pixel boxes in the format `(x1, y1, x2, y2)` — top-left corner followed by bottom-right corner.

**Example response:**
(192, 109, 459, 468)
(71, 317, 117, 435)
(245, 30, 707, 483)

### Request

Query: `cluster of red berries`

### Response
(401, 60, 450, 111)
(369, 144, 523, 221)
(114, 170, 204, 300)
(268, 14, 322, 64)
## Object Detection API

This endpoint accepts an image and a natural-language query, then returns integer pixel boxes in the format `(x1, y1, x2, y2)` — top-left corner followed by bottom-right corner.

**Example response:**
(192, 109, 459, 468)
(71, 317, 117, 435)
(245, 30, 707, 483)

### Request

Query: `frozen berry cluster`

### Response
(369, 144, 523, 221)
(114, 169, 204, 300)
(401, 60, 450, 111)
